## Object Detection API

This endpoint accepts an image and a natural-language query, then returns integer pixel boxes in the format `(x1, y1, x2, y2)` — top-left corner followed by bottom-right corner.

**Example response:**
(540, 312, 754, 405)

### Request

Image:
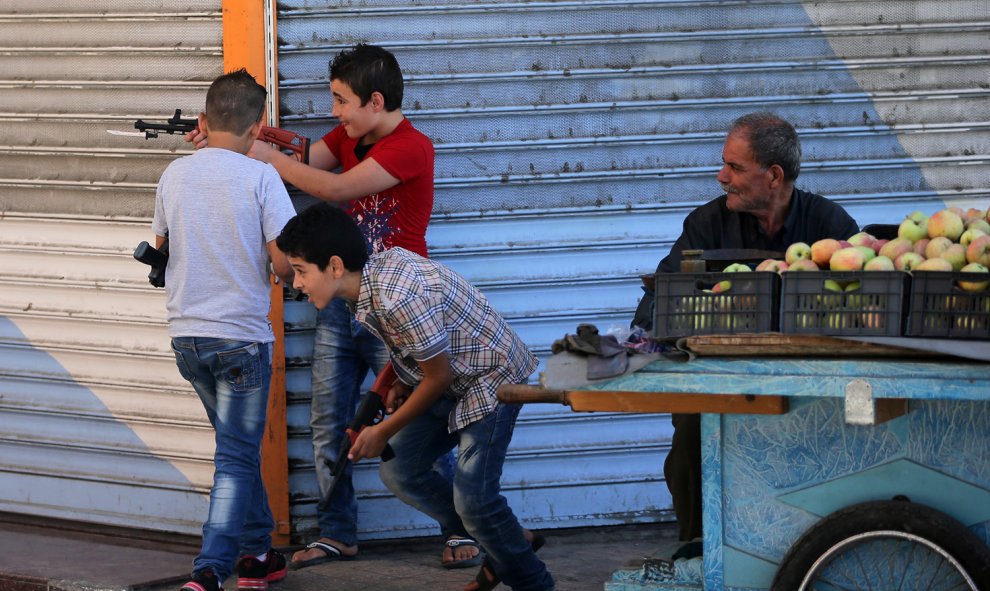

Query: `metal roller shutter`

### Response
(273, 0, 990, 542)
(0, 2, 223, 534)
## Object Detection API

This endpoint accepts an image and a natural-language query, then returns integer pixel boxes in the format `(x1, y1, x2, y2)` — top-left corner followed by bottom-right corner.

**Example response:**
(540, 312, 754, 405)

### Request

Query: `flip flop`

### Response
(471, 533, 546, 591)
(288, 541, 355, 570)
(442, 536, 484, 569)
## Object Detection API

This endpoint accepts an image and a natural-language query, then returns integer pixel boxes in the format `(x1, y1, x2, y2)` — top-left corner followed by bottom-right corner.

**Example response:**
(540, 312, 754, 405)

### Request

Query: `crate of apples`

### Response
(759, 205, 990, 339)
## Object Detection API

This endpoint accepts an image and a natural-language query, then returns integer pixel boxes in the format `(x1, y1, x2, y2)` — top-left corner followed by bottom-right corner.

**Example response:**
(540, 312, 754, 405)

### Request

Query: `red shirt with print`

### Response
(322, 118, 433, 257)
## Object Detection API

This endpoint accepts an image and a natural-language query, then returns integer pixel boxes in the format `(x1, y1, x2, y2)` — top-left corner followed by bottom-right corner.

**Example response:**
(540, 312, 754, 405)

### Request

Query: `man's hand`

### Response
(348, 423, 390, 462)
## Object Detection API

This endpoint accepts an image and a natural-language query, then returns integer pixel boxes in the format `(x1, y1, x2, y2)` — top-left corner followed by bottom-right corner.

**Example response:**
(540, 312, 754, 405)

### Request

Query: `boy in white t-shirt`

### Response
(152, 68, 296, 591)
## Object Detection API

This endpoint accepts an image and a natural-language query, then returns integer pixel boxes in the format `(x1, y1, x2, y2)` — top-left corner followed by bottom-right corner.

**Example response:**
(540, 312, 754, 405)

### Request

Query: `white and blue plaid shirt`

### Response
(353, 248, 537, 432)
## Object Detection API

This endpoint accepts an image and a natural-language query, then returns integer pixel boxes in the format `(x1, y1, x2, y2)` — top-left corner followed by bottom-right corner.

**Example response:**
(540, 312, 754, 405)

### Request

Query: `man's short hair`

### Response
(329, 43, 404, 111)
(205, 68, 266, 134)
(276, 202, 369, 272)
(730, 112, 802, 181)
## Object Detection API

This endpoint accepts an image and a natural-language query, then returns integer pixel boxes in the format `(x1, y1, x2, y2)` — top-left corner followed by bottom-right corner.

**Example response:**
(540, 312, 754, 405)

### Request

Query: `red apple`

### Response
(785, 259, 820, 271)
(847, 232, 877, 250)
(928, 209, 965, 241)
(755, 259, 788, 272)
(810, 239, 842, 268)
(923, 236, 953, 259)
(966, 234, 990, 267)
(830, 247, 866, 271)
(878, 237, 913, 261)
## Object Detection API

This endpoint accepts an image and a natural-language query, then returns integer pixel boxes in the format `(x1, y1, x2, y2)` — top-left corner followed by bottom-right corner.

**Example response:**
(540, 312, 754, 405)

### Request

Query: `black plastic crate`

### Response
(906, 271, 990, 340)
(780, 271, 908, 337)
(653, 272, 779, 339)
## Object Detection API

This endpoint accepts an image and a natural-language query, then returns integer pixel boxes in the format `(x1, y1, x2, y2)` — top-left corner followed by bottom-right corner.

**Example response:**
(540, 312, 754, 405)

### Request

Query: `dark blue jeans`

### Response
(310, 298, 390, 545)
(380, 399, 555, 591)
(171, 337, 273, 581)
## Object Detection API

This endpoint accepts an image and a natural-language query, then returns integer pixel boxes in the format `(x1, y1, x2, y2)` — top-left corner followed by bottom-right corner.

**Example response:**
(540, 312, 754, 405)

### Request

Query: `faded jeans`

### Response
(171, 337, 273, 581)
(380, 398, 555, 591)
(310, 298, 389, 545)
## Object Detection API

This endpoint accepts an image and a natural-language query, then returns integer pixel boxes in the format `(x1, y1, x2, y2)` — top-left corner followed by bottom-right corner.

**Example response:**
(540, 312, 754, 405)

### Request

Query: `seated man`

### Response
(633, 112, 859, 557)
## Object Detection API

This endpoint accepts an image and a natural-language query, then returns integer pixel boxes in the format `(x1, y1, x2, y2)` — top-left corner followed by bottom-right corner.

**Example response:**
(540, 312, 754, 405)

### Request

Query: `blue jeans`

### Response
(171, 337, 273, 581)
(380, 399, 555, 591)
(311, 298, 390, 545)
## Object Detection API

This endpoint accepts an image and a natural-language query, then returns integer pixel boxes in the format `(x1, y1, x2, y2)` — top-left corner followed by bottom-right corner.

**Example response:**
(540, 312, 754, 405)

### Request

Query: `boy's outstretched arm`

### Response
(250, 139, 400, 203)
(348, 352, 452, 462)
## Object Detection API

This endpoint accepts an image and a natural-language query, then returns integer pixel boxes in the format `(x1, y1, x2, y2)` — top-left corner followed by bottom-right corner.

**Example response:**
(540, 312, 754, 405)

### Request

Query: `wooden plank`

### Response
(683, 333, 938, 358)
(498, 384, 787, 415)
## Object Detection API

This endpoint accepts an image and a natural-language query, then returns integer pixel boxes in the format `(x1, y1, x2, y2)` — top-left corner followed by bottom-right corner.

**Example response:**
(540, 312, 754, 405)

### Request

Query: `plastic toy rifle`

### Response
(133, 236, 168, 288)
(318, 362, 399, 511)
(109, 109, 311, 164)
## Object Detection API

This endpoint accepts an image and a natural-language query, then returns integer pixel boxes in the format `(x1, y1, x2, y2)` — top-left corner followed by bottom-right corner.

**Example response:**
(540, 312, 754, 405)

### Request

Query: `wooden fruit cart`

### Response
(499, 335, 990, 590)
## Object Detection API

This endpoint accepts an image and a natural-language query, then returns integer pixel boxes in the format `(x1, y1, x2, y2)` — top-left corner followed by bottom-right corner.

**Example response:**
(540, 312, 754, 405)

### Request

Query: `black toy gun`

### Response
(126, 109, 310, 163)
(133, 236, 168, 288)
(318, 362, 398, 511)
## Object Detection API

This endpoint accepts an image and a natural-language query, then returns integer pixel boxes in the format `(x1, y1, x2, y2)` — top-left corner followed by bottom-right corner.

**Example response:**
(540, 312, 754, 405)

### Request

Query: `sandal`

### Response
(443, 536, 485, 569)
(289, 541, 355, 570)
(470, 533, 546, 591)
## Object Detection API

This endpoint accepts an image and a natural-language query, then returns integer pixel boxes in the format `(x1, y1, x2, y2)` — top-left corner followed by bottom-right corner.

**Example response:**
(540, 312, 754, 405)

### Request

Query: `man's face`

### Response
(288, 255, 338, 310)
(716, 132, 774, 213)
(330, 79, 376, 139)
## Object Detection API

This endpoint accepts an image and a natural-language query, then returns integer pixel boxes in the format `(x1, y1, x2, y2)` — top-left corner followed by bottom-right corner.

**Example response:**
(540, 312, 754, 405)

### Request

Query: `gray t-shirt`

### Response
(152, 147, 296, 342)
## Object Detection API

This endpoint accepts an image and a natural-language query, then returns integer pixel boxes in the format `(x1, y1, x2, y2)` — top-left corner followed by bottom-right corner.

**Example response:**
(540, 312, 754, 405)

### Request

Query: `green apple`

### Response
(898, 211, 929, 243)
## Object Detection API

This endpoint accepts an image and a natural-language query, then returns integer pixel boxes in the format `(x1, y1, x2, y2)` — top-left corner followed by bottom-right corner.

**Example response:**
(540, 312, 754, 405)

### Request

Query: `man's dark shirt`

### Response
(632, 187, 859, 329)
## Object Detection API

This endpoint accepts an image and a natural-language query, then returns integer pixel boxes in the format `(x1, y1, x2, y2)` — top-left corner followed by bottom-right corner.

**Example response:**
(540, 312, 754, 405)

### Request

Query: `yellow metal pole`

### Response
(221, 0, 291, 545)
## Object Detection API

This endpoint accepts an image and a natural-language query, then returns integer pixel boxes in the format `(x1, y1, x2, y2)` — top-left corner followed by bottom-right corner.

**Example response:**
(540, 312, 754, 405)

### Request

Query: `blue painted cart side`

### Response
(595, 357, 990, 590)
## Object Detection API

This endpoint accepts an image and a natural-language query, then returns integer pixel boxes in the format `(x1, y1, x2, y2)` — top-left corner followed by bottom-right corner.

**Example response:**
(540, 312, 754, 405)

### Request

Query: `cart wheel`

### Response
(771, 499, 990, 590)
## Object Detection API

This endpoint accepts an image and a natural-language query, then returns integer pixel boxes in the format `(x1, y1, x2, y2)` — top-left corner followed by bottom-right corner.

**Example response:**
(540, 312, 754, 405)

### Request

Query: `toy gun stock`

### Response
(317, 362, 398, 511)
(132, 109, 310, 163)
(133, 237, 168, 288)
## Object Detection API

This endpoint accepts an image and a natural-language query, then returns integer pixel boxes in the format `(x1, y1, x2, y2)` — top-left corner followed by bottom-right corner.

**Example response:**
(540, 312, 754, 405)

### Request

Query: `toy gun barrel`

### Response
(134, 109, 197, 139)
(317, 363, 398, 511)
(134, 109, 311, 163)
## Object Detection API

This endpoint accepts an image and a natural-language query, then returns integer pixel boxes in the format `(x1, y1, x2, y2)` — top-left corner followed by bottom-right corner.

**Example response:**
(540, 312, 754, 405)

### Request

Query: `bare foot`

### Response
(290, 538, 357, 566)
(442, 536, 481, 566)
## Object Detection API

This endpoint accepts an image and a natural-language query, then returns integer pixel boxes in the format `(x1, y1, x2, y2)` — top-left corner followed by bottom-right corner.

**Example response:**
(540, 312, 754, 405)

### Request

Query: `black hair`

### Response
(329, 43, 403, 111)
(205, 68, 266, 134)
(730, 112, 802, 181)
(276, 202, 369, 272)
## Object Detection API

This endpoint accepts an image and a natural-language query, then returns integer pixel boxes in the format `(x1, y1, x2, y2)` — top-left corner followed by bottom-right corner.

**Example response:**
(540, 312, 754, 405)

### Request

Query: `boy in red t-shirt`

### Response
(190, 45, 474, 571)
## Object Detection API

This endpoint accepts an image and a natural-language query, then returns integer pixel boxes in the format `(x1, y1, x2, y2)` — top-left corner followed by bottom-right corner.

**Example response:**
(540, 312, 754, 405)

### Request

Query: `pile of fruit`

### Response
(749, 206, 990, 295)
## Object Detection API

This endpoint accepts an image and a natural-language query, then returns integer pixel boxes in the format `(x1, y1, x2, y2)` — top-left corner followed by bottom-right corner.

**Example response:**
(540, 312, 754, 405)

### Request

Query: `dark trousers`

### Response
(664, 413, 702, 541)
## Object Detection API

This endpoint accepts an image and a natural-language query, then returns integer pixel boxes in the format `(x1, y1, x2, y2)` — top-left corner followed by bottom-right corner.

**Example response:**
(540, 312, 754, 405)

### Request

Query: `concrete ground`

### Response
(0, 514, 680, 591)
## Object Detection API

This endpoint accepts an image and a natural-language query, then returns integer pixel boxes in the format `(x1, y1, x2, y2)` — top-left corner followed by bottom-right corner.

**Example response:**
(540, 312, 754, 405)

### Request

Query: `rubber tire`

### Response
(771, 499, 990, 590)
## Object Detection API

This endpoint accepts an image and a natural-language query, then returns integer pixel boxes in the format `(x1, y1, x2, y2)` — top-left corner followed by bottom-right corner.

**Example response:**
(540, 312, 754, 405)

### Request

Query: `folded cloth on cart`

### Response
(540, 349, 661, 390)
(549, 323, 667, 381)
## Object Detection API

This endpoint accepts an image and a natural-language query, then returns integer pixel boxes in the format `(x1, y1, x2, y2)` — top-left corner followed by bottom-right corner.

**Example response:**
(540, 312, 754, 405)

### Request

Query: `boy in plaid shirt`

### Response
(276, 203, 554, 591)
